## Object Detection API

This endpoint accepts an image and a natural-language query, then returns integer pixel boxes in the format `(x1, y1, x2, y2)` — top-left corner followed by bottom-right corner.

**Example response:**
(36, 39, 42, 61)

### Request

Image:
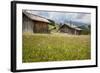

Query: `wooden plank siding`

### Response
(23, 13, 34, 33)
(34, 22, 49, 33)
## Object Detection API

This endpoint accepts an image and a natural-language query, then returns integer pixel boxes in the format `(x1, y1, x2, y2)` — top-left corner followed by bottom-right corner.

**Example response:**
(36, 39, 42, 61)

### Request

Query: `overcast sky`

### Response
(25, 10, 91, 25)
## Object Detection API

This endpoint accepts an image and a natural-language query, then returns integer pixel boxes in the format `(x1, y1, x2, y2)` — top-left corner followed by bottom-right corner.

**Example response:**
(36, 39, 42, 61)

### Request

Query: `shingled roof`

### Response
(23, 11, 50, 23)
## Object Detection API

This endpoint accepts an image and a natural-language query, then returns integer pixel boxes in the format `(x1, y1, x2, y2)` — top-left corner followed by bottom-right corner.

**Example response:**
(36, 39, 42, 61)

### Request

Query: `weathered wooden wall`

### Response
(23, 14, 34, 33)
(34, 22, 48, 33)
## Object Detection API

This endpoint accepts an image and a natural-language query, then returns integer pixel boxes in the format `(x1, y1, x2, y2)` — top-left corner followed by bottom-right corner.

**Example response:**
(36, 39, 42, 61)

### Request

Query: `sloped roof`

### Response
(60, 23, 82, 31)
(74, 27, 82, 30)
(23, 11, 50, 23)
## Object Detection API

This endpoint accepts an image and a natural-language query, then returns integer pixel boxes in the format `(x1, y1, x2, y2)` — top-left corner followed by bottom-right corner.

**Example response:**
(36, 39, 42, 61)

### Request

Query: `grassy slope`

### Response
(22, 33, 90, 63)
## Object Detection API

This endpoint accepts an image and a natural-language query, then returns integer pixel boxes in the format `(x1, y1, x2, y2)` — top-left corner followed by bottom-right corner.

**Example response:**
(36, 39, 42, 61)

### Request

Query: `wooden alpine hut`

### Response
(59, 24, 82, 35)
(22, 11, 50, 33)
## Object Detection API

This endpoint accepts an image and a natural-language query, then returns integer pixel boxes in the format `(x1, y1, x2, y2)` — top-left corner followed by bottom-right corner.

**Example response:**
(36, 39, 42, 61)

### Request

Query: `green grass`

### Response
(22, 33, 91, 63)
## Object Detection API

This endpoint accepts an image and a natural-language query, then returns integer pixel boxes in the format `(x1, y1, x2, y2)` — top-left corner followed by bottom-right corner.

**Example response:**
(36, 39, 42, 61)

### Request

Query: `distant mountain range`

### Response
(67, 21, 90, 26)
(48, 18, 90, 29)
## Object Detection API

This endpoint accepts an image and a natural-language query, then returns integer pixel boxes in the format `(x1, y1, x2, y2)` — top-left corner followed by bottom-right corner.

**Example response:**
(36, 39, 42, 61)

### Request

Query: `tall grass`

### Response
(22, 33, 90, 63)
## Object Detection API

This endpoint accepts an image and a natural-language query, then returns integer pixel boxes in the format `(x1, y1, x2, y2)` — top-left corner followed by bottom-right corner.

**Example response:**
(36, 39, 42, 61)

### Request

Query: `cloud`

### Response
(72, 13, 91, 24)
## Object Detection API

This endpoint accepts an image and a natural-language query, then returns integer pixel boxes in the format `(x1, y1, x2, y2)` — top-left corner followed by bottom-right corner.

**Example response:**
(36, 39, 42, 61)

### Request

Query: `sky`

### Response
(25, 10, 91, 25)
